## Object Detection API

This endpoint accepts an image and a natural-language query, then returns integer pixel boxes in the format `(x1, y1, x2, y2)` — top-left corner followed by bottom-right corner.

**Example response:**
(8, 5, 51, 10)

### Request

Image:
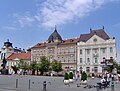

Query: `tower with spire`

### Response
(47, 25, 62, 43)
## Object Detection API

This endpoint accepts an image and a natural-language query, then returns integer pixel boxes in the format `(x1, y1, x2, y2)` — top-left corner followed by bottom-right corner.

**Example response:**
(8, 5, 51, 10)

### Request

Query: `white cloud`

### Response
(13, 12, 35, 27)
(13, 0, 120, 29)
(2, 26, 17, 31)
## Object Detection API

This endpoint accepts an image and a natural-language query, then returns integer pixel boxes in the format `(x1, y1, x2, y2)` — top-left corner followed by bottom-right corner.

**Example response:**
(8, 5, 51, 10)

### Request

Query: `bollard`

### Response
(29, 79, 31, 89)
(111, 81, 114, 91)
(16, 79, 18, 88)
(42, 81, 47, 91)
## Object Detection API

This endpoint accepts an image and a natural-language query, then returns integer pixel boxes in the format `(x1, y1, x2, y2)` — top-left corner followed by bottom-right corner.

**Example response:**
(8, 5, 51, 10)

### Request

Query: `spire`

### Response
(90, 28, 92, 33)
(7, 39, 9, 42)
(55, 25, 57, 32)
(103, 26, 104, 29)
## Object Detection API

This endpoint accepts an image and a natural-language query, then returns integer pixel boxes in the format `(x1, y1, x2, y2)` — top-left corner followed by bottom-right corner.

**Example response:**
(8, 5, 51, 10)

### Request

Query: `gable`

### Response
(86, 34, 106, 44)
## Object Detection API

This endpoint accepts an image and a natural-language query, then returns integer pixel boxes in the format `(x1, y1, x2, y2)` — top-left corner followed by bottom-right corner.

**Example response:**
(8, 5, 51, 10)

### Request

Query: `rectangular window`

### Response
(80, 49, 82, 54)
(57, 48, 60, 54)
(110, 47, 113, 53)
(80, 58, 82, 63)
(61, 48, 64, 54)
(94, 67, 98, 73)
(94, 48, 98, 53)
(87, 58, 90, 63)
(102, 48, 106, 53)
(86, 67, 90, 73)
(95, 58, 98, 63)
(86, 49, 90, 54)
(66, 47, 68, 53)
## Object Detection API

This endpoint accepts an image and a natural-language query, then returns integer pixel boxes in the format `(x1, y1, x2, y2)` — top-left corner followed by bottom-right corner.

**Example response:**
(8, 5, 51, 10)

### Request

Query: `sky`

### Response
(0, 0, 120, 62)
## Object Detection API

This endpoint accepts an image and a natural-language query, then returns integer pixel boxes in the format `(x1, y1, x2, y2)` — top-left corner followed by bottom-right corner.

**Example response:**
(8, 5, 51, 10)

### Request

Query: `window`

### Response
(61, 48, 64, 54)
(94, 67, 98, 73)
(102, 48, 106, 53)
(110, 47, 113, 53)
(61, 56, 64, 62)
(86, 67, 90, 73)
(49, 49, 52, 54)
(57, 48, 60, 54)
(80, 49, 82, 54)
(70, 47, 74, 53)
(87, 58, 90, 63)
(86, 49, 90, 54)
(66, 47, 68, 53)
(80, 58, 82, 63)
(94, 48, 98, 53)
(95, 58, 98, 63)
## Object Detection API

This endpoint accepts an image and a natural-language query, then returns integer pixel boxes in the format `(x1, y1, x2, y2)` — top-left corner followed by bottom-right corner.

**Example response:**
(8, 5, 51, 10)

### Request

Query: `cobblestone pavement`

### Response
(0, 75, 120, 91)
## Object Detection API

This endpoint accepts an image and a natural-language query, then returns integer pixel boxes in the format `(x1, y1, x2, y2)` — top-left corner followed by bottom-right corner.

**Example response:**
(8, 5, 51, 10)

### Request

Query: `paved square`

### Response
(0, 75, 120, 91)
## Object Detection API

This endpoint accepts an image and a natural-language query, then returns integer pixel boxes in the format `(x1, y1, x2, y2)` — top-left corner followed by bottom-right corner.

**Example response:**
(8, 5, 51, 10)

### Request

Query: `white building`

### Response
(0, 39, 26, 69)
(77, 28, 116, 74)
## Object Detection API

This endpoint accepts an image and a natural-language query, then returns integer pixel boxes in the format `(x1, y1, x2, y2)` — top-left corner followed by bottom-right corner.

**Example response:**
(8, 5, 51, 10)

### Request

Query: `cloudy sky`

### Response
(0, 0, 120, 62)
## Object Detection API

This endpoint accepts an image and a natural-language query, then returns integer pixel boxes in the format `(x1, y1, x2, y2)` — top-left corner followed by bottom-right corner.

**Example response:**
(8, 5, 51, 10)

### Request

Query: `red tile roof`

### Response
(7, 52, 31, 61)
(32, 38, 79, 48)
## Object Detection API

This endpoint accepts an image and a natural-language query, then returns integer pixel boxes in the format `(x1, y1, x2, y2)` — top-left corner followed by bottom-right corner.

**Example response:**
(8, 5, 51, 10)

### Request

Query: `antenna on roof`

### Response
(55, 25, 57, 31)
(90, 28, 92, 32)
(103, 26, 104, 29)
(7, 39, 9, 42)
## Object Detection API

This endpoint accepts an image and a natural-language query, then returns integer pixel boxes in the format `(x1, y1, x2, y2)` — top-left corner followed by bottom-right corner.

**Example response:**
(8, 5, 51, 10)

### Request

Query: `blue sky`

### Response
(0, 0, 120, 62)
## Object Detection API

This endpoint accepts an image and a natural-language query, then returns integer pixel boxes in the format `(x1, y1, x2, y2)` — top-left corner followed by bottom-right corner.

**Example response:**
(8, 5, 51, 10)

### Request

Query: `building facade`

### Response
(77, 28, 116, 74)
(0, 40, 26, 69)
(31, 28, 78, 71)
(6, 52, 31, 74)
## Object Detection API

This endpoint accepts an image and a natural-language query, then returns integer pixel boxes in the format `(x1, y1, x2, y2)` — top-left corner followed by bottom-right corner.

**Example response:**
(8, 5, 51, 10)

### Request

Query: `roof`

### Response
(79, 29, 110, 42)
(48, 29, 62, 43)
(32, 38, 79, 48)
(7, 52, 31, 61)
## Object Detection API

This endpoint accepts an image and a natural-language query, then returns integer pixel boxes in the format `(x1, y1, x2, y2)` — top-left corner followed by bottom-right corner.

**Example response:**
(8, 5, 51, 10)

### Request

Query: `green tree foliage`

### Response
(64, 72, 69, 80)
(11, 65, 19, 74)
(69, 72, 73, 79)
(29, 61, 37, 75)
(39, 56, 50, 75)
(51, 60, 62, 73)
(18, 59, 29, 71)
(81, 71, 87, 81)
(105, 60, 118, 73)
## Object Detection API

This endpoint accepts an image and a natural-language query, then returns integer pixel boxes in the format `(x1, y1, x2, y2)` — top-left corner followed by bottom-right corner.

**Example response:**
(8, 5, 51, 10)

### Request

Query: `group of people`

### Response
(100, 73, 120, 83)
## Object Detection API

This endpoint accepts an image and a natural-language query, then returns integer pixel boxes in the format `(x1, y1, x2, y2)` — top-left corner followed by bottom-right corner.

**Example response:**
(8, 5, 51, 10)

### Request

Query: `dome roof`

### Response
(48, 28, 62, 43)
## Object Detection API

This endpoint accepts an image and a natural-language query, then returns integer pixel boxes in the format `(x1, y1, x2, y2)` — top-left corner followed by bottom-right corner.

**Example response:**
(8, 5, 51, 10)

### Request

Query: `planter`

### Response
(64, 80, 69, 85)
(81, 80, 87, 85)
(69, 79, 74, 83)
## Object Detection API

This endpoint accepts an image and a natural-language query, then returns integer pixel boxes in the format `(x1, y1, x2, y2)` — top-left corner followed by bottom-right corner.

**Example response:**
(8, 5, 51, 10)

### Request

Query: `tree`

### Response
(29, 61, 37, 75)
(69, 72, 73, 79)
(64, 72, 69, 80)
(17, 59, 30, 74)
(11, 65, 19, 74)
(51, 60, 62, 73)
(39, 56, 50, 75)
(105, 60, 118, 73)
(81, 71, 87, 81)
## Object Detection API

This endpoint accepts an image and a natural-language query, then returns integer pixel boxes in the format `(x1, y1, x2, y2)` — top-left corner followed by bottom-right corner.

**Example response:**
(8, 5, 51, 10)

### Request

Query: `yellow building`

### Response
(31, 28, 78, 71)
